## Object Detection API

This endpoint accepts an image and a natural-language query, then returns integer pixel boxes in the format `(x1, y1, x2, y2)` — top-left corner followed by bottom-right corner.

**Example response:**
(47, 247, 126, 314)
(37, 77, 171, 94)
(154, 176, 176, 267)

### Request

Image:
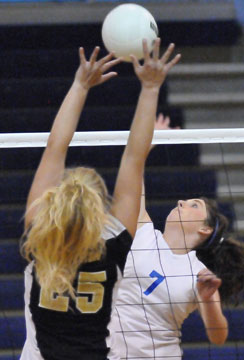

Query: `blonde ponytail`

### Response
(22, 167, 111, 298)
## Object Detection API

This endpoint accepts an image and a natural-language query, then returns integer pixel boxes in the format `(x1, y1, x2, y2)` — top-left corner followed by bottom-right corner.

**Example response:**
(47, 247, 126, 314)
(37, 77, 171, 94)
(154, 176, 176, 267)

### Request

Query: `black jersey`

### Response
(20, 223, 132, 360)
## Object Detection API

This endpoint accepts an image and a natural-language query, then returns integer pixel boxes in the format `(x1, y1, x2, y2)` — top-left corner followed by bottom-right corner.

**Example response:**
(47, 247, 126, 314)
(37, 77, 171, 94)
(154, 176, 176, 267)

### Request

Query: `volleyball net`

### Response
(0, 130, 244, 360)
(1, 128, 244, 147)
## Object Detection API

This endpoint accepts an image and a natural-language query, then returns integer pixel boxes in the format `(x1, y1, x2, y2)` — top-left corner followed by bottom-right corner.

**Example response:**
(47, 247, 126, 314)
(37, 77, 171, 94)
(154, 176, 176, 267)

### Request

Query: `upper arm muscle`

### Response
(111, 157, 143, 238)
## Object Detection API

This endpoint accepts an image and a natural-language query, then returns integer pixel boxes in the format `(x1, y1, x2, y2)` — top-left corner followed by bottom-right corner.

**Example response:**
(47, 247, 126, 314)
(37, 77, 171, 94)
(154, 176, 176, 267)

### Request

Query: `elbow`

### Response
(46, 137, 58, 150)
(210, 336, 227, 346)
(208, 329, 228, 345)
(46, 137, 66, 154)
(123, 147, 148, 165)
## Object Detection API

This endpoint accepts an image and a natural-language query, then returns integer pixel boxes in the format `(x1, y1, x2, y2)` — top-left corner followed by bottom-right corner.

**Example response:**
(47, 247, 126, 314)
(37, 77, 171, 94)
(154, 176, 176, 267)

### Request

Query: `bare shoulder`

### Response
(137, 212, 152, 229)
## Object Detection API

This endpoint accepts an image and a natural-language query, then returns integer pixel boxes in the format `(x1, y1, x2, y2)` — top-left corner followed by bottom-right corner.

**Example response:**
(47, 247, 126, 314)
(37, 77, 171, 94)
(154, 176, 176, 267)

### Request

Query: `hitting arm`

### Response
(111, 41, 181, 237)
(25, 48, 121, 229)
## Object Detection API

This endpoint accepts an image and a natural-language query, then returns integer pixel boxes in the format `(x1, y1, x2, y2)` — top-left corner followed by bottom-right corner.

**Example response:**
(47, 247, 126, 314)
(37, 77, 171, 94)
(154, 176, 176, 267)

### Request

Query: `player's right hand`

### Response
(74, 46, 122, 90)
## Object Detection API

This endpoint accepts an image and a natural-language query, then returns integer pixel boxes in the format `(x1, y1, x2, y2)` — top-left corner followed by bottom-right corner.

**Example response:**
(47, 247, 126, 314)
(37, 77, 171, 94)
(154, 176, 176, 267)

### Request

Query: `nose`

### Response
(178, 200, 184, 207)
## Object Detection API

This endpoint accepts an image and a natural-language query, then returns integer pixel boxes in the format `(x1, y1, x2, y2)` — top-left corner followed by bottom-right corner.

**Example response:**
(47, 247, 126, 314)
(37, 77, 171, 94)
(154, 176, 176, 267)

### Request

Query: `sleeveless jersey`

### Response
(108, 222, 205, 360)
(20, 218, 132, 360)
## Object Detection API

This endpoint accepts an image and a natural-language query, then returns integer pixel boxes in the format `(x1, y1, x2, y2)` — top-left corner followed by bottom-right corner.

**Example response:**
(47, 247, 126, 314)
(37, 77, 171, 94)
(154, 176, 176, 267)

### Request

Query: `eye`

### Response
(192, 203, 198, 208)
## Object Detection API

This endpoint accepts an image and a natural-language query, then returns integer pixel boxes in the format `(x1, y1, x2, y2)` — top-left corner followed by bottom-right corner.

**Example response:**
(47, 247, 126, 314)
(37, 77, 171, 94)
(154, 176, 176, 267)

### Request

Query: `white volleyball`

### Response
(102, 3, 158, 62)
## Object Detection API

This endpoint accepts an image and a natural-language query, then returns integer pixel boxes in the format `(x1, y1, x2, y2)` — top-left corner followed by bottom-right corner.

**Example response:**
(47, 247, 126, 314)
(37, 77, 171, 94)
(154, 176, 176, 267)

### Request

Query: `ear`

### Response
(198, 226, 213, 237)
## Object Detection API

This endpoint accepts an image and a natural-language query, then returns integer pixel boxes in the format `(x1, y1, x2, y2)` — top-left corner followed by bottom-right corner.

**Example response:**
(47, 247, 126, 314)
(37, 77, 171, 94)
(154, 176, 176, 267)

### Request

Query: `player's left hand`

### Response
(150, 113, 180, 151)
(197, 268, 222, 302)
(155, 113, 180, 131)
(130, 38, 181, 89)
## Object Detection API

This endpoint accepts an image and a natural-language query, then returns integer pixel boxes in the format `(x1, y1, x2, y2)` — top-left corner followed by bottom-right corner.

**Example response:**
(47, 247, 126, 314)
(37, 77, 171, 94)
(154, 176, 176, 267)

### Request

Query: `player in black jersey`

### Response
(20, 40, 181, 360)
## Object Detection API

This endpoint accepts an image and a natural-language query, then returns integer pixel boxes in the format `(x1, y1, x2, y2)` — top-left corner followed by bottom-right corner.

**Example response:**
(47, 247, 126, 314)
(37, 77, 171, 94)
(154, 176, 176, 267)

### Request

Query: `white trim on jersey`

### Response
(106, 265, 123, 360)
(20, 262, 44, 360)
(102, 215, 126, 240)
(104, 216, 126, 359)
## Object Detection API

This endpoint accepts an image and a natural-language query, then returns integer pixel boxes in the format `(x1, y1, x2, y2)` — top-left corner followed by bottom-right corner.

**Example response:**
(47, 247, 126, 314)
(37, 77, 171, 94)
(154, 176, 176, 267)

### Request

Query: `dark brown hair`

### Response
(195, 197, 244, 305)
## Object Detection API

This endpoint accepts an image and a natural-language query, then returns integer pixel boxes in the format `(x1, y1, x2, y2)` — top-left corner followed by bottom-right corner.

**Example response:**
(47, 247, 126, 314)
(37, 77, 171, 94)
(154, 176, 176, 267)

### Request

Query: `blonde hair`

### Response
(22, 167, 111, 298)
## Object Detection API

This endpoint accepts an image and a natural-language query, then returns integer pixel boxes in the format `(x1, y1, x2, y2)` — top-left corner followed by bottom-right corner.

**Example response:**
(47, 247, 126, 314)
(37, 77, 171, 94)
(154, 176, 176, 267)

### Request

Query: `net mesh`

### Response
(0, 134, 244, 360)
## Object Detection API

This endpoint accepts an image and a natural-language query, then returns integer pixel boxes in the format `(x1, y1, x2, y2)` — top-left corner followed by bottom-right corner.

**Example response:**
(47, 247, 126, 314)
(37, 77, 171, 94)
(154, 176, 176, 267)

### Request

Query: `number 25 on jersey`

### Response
(39, 271, 107, 314)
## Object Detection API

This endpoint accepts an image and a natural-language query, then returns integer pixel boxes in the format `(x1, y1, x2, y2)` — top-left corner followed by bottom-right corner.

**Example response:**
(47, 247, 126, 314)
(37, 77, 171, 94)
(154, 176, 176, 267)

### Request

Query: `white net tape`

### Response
(1, 128, 244, 148)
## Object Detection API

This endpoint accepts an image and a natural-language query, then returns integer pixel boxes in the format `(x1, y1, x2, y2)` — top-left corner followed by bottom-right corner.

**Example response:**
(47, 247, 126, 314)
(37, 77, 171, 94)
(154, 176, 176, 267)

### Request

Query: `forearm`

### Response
(47, 82, 88, 152)
(124, 86, 159, 163)
(198, 296, 228, 344)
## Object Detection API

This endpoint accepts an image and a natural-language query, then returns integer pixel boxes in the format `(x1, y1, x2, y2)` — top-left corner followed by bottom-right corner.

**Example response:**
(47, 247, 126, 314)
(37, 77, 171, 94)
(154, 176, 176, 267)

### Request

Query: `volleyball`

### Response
(101, 3, 158, 62)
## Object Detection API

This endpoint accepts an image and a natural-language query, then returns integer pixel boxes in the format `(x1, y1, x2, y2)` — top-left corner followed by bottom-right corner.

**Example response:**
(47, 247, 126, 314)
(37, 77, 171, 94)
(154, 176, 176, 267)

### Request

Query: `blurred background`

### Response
(0, 0, 244, 359)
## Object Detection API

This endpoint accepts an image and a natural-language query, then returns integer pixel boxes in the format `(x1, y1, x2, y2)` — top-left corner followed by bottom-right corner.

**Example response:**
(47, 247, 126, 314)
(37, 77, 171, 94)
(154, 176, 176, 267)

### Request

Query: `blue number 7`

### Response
(144, 270, 165, 296)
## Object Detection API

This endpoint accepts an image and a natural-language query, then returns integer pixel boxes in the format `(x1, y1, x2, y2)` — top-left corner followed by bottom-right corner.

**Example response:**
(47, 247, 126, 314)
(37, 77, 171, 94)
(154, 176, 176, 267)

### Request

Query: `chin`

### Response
(166, 213, 180, 224)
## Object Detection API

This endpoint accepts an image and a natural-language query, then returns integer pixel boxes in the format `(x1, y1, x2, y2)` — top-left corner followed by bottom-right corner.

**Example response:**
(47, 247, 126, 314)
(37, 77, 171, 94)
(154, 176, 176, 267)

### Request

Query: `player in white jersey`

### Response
(109, 115, 244, 360)
(20, 40, 181, 360)
(109, 221, 207, 360)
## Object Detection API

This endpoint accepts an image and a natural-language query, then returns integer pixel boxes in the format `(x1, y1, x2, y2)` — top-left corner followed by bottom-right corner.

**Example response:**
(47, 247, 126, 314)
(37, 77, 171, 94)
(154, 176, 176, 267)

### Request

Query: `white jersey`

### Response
(109, 223, 205, 360)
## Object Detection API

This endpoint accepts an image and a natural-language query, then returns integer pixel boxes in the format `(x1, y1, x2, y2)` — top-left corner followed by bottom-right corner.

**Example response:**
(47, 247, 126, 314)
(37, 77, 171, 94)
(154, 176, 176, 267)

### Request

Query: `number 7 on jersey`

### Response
(144, 270, 165, 296)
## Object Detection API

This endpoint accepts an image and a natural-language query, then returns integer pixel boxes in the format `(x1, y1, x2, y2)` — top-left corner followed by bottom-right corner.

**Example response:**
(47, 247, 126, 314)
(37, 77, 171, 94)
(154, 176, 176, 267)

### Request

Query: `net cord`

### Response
(1, 128, 244, 148)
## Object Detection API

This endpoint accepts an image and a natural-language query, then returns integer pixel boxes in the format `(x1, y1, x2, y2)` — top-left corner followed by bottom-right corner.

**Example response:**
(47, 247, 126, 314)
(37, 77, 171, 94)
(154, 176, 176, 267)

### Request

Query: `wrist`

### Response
(141, 85, 160, 94)
(72, 80, 90, 94)
(198, 294, 216, 304)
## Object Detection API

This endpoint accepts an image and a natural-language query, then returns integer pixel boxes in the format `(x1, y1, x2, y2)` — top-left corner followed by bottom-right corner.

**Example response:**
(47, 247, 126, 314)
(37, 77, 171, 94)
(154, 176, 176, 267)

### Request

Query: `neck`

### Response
(163, 226, 193, 255)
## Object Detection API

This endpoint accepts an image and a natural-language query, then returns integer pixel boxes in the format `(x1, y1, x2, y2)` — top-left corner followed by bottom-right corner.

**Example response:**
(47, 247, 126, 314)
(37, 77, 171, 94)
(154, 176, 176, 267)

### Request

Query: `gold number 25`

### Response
(39, 271, 107, 314)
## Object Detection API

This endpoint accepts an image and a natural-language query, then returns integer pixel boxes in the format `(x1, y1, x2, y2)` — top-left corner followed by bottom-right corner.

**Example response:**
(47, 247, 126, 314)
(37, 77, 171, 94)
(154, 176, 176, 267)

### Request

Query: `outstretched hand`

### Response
(74, 46, 122, 90)
(155, 113, 181, 130)
(130, 38, 181, 89)
(197, 268, 222, 302)
(150, 113, 180, 151)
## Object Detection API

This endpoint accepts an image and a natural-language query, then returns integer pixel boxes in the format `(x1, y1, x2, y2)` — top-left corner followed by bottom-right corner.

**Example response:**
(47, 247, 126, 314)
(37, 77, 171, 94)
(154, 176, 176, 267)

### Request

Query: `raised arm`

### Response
(137, 113, 180, 228)
(111, 39, 181, 237)
(197, 268, 228, 345)
(25, 47, 121, 229)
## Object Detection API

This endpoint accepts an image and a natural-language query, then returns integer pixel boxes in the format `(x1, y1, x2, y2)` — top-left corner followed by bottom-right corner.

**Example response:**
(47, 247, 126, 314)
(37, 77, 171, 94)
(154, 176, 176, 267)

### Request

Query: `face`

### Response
(166, 198, 209, 238)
